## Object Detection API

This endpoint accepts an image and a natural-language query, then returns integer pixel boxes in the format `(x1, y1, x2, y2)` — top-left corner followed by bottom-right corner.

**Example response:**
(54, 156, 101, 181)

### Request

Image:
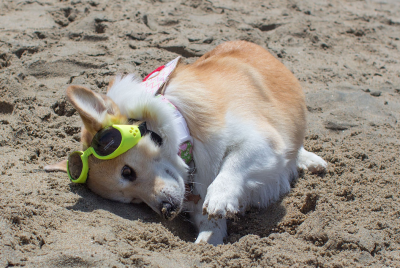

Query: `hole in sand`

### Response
(0, 101, 14, 114)
(255, 23, 282, 32)
(95, 23, 107, 34)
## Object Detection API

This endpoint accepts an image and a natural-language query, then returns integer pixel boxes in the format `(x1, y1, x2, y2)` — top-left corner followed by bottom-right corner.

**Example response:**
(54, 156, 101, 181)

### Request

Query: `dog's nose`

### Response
(161, 201, 177, 220)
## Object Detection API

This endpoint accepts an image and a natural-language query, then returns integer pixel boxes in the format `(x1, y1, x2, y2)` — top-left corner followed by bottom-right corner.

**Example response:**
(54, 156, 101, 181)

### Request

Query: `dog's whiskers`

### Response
(178, 214, 194, 224)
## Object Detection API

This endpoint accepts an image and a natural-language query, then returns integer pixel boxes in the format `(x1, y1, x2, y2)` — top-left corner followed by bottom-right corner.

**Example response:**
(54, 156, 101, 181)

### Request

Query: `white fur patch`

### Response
(106, 75, 183, 165)
(297, 146, 327, 173)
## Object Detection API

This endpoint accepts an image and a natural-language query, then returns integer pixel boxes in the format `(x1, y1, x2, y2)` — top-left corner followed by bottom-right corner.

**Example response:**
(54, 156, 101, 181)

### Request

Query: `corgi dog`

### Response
(46, 41, 327, 245)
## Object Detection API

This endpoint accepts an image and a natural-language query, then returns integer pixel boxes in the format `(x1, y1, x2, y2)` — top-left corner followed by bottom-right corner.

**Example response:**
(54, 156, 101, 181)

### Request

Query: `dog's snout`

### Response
(160, 201, 177, 220)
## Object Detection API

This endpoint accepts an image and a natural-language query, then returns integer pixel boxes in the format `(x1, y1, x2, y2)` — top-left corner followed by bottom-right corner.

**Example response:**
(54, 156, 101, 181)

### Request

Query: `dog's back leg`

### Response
(297, 146, 327, 173)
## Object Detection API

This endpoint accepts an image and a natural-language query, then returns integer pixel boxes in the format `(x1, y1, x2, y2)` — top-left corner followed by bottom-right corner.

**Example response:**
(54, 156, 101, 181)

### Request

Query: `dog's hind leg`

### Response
(296, 146, 327, 173)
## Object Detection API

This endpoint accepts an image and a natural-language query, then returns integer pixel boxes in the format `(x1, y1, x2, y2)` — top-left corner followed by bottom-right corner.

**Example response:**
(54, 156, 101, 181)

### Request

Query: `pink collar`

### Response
(141, 57, 193, 165)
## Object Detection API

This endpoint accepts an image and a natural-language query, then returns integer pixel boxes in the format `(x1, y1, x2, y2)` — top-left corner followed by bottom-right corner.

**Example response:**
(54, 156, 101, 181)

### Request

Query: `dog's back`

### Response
(167, 41, 306, 158)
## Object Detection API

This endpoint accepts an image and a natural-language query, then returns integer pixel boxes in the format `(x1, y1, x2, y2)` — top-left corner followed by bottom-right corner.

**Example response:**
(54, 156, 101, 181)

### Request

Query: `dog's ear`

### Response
(66, 85, 125, 135)
(44, 159, 67, 173)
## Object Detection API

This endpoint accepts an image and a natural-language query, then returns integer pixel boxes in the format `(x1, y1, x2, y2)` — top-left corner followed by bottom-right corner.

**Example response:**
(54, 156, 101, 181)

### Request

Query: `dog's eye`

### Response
(121, 165, 136, 181)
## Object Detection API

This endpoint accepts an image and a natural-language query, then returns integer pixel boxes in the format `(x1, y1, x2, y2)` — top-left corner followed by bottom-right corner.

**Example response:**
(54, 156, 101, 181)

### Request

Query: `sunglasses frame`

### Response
(67, 124, 143, 183)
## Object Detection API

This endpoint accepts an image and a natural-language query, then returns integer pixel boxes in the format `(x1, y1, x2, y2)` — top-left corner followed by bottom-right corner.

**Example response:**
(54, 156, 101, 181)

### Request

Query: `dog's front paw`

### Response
(202, 181, 240, 219)
(195, 230, 224, 246)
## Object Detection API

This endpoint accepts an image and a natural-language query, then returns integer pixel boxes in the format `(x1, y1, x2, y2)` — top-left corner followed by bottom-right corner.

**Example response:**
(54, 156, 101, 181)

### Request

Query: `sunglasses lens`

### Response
(68, 152, 83, 181)
(91, 126, 122, 156)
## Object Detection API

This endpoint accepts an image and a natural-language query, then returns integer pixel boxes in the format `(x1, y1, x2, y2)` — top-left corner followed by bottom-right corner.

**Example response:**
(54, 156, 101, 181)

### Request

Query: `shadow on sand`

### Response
(66, 179, 298, 244)
(66, 183, 198, 242)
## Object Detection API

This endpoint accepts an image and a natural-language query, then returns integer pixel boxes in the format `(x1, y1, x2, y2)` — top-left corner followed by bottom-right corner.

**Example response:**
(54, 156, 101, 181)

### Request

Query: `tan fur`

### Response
(168, 41, 306, 156)
(66, 85, 127, 148)
(86, 156, 126, 198)
(86, 135, 166, 207)
(106, 78, 115, 93)
(80, 127, 93, 150)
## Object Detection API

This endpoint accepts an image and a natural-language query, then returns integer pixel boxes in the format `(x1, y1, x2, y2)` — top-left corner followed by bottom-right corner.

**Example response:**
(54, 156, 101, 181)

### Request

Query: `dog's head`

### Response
(46, 77, 187, 220)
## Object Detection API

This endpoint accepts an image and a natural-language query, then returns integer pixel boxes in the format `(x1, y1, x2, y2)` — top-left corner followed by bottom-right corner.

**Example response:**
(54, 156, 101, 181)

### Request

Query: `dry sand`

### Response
(1, 0, 399, 267)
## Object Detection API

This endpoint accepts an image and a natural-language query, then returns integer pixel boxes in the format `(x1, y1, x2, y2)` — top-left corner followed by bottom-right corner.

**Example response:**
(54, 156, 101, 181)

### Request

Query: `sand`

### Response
(1, 0, 399, 267)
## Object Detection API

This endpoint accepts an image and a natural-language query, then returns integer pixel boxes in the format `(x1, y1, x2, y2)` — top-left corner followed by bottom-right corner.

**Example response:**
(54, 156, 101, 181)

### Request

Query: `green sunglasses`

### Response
(67, 123, 151, 184)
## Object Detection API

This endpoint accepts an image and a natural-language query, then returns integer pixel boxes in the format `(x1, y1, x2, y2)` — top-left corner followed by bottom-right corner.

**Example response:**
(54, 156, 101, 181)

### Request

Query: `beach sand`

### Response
(0, 0, 399, 266)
